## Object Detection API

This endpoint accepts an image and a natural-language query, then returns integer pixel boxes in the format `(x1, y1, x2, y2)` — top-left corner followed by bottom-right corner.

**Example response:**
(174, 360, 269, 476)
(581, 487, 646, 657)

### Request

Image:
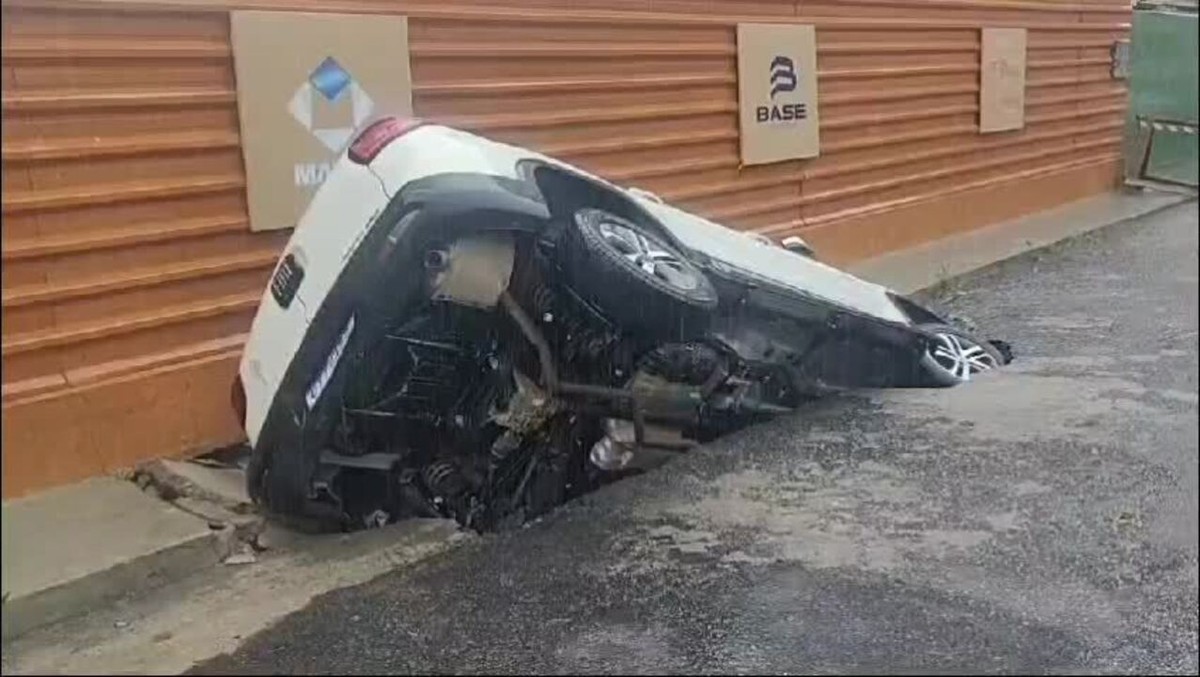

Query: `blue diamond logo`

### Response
(309, 57, 352, 102)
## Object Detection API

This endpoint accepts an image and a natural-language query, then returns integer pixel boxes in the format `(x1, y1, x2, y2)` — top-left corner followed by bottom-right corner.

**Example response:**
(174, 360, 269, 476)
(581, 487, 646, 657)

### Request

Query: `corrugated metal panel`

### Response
(0, 0, 1130, 497)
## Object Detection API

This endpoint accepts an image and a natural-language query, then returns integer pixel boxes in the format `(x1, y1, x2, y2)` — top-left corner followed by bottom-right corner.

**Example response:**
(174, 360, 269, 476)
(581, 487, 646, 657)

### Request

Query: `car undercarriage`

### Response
(301, 229, 804, 532)
(238, 121, 1012, 535)
(255, 211, 1008, 534)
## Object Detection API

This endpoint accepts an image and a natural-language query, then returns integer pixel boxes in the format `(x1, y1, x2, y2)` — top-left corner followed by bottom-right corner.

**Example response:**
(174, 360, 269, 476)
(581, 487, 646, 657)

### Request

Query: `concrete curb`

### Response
(3, 520, 470, 676)
(849, 190, 1195, 295)
(2, 529, 222, 642)
(3, 189, 1191, 646)
(1, 477, 227, 642)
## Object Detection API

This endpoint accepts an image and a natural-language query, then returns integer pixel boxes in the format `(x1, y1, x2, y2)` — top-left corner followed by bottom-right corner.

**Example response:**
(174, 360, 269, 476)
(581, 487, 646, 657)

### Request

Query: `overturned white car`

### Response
(231, 117, 1012, 532)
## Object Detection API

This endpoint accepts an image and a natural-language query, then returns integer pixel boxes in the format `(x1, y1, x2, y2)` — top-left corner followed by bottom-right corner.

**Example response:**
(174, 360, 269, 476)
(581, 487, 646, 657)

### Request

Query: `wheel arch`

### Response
(518, 161, 684, 249)
(395, 171, 552, 229)
(888, 293, 949, 326)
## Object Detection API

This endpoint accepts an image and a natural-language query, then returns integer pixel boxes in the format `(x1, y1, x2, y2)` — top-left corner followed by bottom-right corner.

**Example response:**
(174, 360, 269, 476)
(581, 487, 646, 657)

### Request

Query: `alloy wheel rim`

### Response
(927, 332, 998, 381)
(596, 219, 699, 291)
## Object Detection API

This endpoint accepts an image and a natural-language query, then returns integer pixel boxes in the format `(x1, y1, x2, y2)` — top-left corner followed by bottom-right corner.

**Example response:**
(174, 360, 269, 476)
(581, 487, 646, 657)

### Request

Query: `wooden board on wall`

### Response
(979, 27, 1028, 133)
(231, 11, 413, 232)
(737, 23, 821, 165)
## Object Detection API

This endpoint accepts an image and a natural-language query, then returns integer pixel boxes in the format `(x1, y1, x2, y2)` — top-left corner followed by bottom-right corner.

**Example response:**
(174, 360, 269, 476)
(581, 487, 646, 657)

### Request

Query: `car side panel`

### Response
(632, 198, 911, 325)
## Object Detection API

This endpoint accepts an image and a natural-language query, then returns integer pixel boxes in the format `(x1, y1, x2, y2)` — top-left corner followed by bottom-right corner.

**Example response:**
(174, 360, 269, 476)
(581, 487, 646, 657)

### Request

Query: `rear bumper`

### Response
(246, 172, 552, 513)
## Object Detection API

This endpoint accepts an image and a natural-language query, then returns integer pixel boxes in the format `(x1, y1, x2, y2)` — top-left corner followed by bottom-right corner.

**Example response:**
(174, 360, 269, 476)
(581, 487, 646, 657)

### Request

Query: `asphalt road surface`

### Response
(197, 201, 1199, 675)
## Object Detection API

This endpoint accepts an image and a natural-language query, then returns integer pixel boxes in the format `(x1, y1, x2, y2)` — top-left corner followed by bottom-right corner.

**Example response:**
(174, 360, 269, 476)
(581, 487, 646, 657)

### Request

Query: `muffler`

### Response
(589, 418, 692, 471)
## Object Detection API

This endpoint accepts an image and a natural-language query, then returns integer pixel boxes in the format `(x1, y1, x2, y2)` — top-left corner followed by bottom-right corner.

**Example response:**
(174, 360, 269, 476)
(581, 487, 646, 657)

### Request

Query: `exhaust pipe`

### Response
(589, 418, 693, 471)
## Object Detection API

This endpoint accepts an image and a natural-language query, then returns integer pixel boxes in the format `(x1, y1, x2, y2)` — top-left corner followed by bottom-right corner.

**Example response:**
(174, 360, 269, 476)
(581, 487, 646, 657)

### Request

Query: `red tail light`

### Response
(231, 372, 247, 430)
(348, 116, 423, 165)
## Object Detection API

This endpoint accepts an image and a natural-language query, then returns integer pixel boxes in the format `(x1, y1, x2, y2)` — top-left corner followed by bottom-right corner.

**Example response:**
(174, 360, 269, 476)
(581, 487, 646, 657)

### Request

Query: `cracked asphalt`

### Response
(196, 201, 1198, 675)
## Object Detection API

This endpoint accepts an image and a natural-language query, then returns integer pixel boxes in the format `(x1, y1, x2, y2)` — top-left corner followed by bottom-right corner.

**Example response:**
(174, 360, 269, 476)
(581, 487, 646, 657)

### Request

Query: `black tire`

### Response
(917, 323, 1006, 387)
(565, 208, 718, 337)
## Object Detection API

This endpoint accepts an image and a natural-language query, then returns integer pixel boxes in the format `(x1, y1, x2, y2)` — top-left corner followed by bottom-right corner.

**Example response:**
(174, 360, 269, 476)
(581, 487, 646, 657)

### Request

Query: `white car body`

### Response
(239, 122, 909, 446)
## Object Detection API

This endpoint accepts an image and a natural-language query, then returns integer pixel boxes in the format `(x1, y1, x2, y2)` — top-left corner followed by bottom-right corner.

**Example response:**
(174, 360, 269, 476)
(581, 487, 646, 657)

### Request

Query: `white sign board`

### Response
(737, 23, 821, 165)
(231, 11, 413, 231)
(979, 28, 1028, 133)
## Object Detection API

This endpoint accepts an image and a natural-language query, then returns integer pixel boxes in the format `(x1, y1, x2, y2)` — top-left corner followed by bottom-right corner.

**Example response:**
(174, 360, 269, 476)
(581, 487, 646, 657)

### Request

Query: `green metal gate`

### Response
(1126, 5, 1199, 188)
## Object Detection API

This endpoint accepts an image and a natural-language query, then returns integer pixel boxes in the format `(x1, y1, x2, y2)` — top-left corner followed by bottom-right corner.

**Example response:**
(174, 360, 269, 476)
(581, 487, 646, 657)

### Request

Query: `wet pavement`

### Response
(196, 201, 1199, 675)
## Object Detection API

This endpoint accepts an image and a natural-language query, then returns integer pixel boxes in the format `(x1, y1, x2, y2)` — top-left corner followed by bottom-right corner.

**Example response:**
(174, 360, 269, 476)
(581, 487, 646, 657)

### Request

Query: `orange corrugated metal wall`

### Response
(0, 0, 1130, 498)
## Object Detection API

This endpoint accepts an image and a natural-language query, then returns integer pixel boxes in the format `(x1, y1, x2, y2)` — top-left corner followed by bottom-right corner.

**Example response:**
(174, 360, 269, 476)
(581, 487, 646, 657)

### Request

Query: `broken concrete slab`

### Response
(136, 459, 252, 514)
(1, 478, 220, 641)
(134, 458, 265, 551)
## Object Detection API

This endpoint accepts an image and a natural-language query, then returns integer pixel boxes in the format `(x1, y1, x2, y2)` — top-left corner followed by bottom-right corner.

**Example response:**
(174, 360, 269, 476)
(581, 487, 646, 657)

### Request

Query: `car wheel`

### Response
(918, 323, 1005, 386)
(565, 208, 718, 336)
